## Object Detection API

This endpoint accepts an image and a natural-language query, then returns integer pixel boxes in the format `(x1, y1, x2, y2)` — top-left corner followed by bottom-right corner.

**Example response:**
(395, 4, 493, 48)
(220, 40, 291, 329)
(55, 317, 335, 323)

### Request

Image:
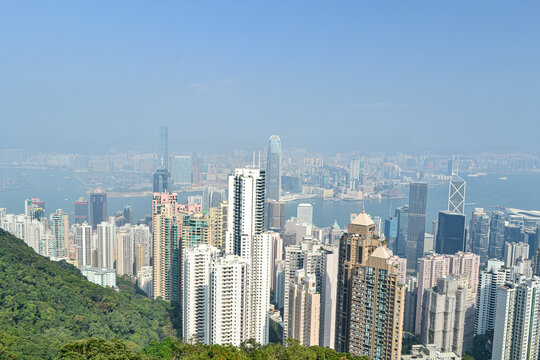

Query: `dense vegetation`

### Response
(0, 229, 178, 359)
(56, 338, 371, 360)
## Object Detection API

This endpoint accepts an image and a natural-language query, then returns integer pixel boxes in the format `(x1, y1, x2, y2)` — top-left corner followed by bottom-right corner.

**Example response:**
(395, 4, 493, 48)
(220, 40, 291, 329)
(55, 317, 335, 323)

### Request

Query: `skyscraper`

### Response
(183, 244, 220, 344)
(74, 222, 92, 267)
(489, 210, 506, 259)
(49, 209, 69, 258)
(159, 125, 168, 170)
(153, 168, 170, 193)
(289, 269, 320, 346)
(210, 254, 249, 346)
(448, 158, 466, 214)
(436, 211, 466, 255)
(407, 182, 427, 269)
(171, 155, 193, 186)
(226, 168, 265, 257)
(266, 135, 282, 201)
(265, 199, 285, 232)
(89, 187, 107, 230)
(319, 245, 339, 349)
(335, 209, 405, 359)
(475, 260, 509, 335)
(470, 208, 490, 262)
(492, 278, 540, 360)
(395, 205, 409, 258)
(97, 219, 115, 270)
(297, 203, 313, 226)
(420, 275, 475, 355)
(152, 192, 183, 302)
(116, 228, 134, 276)
(74, 198, 88, 225)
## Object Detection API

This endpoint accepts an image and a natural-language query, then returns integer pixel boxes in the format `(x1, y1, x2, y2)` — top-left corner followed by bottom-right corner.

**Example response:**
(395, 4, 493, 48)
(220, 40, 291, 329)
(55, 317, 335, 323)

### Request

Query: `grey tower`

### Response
(266, 135, 282, 201)
(436, 211, 466, 255)
(407, 182, 427, 269)
(448, 158, 466, 214)
(89, 188, 107, 229)
(159, 125, 168, 170)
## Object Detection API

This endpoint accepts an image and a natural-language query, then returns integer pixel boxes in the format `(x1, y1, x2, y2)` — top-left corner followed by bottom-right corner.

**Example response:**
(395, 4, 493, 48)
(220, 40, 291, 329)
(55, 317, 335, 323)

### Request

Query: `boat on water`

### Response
(468, 172, 487, 177)
(499, 177, 508, 181)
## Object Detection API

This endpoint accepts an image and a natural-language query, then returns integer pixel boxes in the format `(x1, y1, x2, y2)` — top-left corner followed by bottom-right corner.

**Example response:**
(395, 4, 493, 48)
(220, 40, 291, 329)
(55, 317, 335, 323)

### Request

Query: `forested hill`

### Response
(0, 229, 178, 359)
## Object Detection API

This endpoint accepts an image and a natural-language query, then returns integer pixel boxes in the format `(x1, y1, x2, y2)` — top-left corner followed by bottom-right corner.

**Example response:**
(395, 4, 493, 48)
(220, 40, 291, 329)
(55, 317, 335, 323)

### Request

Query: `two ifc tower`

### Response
(153, 126, 283, 201)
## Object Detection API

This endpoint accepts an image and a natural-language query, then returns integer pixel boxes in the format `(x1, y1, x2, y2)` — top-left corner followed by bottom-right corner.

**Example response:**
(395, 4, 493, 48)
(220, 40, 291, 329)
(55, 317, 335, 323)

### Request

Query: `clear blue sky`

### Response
(1, 1, 539, 154)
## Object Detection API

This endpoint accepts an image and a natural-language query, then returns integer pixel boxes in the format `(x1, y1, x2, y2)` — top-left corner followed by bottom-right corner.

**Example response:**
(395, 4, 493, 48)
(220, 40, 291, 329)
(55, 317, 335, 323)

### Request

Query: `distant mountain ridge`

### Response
(0, 229, 178, 359)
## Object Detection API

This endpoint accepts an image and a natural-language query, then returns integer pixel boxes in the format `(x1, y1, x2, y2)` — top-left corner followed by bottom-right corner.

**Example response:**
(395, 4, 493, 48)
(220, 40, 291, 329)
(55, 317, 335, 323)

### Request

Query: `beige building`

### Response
(335, 208, 405, 360)
(289, 269, 320, 346)
(208, 201, 228, 250)
(402, 344, 461, 360)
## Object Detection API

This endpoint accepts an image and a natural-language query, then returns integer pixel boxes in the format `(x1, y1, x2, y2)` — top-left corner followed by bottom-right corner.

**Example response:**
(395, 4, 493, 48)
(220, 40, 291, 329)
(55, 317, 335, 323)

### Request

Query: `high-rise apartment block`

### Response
(475, 260, 509, 335)
(335, 209, 405, 360)
(470, 208, 490, 262)
(492, 278, 540, 360)
(50, 209, 69, 258)
(289, 269, 320, 346)
(152, 192, 183, 302)
(489, 211, 505, 260)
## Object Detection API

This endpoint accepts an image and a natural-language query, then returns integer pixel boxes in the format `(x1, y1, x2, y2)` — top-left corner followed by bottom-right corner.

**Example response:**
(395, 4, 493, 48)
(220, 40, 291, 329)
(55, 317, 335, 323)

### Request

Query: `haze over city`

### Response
(2, 1, 540, 154)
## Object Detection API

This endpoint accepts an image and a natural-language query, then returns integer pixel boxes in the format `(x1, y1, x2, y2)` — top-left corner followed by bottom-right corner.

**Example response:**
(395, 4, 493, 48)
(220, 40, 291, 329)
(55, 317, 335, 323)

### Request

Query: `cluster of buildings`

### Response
(5, 131, 540, 360)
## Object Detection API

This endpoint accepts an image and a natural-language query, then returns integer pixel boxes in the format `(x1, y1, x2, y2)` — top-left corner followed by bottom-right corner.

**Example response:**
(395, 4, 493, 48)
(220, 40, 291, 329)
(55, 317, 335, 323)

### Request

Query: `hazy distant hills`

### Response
(0, 229, 178, 359)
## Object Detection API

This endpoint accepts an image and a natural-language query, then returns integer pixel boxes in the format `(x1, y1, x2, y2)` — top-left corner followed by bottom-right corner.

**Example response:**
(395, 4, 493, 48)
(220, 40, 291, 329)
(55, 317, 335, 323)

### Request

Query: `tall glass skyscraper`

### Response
(436, 211, 466, 254)
(407, 182, 427, 269)
(266, 135, 282, 201)
(90, 187, 107, 229)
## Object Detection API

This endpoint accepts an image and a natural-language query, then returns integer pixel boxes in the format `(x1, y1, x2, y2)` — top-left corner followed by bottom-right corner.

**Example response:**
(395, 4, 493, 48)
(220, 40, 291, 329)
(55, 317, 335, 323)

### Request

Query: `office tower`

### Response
(74, 198, 88, 225)
(420, 275, 475, 355)
(135, 243, 144, 272)
(470, 208, 490, 262)
(335, 209, 405, 359)
(289, 269, 320, 346)
(384, 217, 398, 251)
(407, 182, 427, 269)
(74, 222, 92, 267)
(504, 242, 529, 267)
(328, 220, 343, 247)
(159, 125, 168, 170)
(492, 278, 540, 360)
(181, 212, 210, 249)
(436, 211, 466, 255)
(153, 168, 170, 193)
(208, 201, 228, 250)
(404, 276, 418, 334)
(297, 203, 313, 226)
(152, 192, 183, 302)
(203, 185, 227, 211)
(90, 187, 107, 229)
(171, 155, 193, 186)
(116, 228, 134, 276)
(448, 161, 466, 214)
(97, 220, 115, 270)
(266, 135, 282, 201)
(225, 168, 265, 257)
(123, 206, 133, 224)
(182, 244, 220, 344)
(265, 199, 285, 232)
(395, 205, 409, 258)
(319, 245, 339, 349)
(50, 209, 69, 258)
(489, 210, 506, 259)
(423, 233, 434, 254)
(210, 254, 249, 346)
(475, 260, 509, 335)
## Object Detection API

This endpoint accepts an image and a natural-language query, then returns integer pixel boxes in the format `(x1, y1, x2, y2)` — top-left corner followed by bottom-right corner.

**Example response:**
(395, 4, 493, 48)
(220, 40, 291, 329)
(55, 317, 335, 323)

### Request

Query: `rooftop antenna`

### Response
(258, 151, 261, 169)
(252, 151, 255, 167)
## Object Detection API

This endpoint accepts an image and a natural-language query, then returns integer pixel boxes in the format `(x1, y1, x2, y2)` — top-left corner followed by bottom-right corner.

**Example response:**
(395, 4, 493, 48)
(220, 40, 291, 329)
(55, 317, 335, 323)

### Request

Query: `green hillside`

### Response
(0, 229, 178, 359)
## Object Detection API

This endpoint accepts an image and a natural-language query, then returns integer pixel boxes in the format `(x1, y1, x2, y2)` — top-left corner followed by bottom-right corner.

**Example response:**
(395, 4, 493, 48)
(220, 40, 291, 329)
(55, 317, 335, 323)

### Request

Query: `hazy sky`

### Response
(1, 1, 539, 155)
